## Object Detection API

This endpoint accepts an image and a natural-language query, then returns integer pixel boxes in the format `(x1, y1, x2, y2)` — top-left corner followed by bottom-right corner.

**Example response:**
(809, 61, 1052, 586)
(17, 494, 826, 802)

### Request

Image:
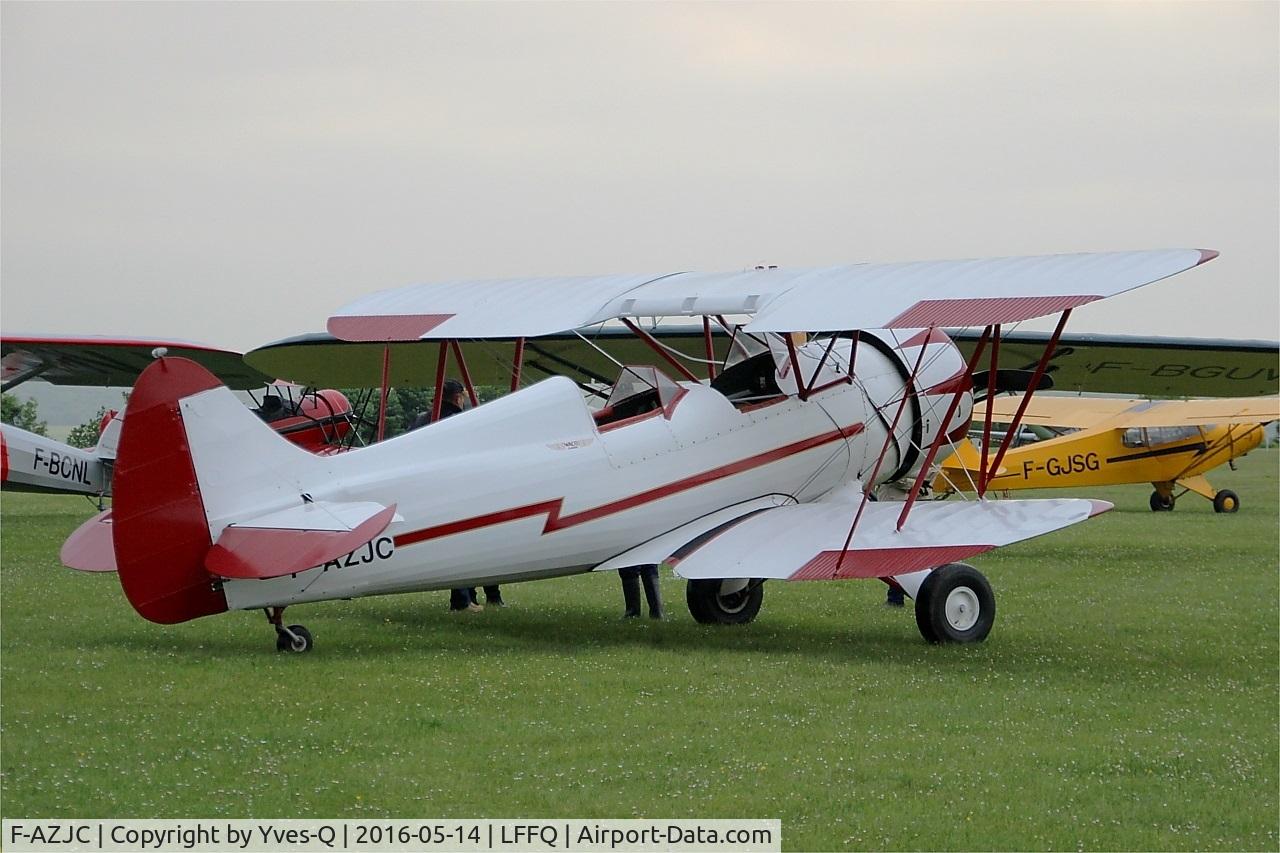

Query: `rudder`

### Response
(112, 357, 228, 623)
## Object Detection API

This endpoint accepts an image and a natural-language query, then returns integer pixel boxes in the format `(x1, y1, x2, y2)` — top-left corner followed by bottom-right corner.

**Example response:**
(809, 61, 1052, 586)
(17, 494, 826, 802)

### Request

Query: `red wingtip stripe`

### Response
(789, 544, 994, 580)
(1196, 249, 1219, 266)
(887, 295, 1100, 328)
(328, 314, 455, 342)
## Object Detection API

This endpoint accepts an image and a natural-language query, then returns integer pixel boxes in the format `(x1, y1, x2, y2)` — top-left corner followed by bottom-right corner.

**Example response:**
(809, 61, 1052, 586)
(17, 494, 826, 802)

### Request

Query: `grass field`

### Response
(2, 454, 1277, 850)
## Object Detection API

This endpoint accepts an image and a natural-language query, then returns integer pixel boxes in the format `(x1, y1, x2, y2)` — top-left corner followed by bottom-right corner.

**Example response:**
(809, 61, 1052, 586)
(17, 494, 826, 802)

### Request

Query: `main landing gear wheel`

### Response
(266, 608, 313, 654)
(914, 563, 995, 644)
(686, 578, 764, 624)
(275, 625, 313, 654)
(1213, 489, 1240, 513)
(1149, 490, 1175, 512)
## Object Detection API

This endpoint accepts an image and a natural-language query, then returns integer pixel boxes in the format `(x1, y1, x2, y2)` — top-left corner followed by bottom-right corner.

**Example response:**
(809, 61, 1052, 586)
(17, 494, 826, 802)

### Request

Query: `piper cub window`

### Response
(1122, 425, 1203, 448)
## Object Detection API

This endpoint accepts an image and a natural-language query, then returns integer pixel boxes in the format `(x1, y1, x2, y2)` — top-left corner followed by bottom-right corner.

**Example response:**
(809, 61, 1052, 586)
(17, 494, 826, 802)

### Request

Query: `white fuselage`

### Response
(207, 333, 969, 612)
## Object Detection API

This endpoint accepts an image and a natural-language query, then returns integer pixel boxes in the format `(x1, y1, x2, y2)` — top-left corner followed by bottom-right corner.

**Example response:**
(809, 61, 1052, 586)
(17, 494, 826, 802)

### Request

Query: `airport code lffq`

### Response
(2, 819, 781, 853)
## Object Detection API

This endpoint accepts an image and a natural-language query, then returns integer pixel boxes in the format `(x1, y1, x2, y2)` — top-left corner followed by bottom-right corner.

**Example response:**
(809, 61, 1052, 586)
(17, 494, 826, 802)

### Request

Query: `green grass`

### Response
(2, 453, 1277, 850)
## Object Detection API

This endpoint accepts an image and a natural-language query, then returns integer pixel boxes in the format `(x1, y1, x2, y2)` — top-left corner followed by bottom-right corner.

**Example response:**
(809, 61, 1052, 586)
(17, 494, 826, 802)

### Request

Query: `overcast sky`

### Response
(3, 1, 1277, 352)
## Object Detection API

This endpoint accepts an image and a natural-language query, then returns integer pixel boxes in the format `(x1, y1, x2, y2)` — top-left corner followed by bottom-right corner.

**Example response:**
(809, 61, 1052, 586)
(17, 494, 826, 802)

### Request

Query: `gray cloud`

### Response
(3, 2, 1276, 351)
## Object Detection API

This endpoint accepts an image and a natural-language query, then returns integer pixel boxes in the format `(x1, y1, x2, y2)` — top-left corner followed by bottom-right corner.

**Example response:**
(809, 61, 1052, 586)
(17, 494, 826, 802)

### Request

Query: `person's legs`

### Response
(618, 567, 642, 618)
(483, 585, 504, 606)
(449, 588, 468, 611)
(640, 565, 663, 619)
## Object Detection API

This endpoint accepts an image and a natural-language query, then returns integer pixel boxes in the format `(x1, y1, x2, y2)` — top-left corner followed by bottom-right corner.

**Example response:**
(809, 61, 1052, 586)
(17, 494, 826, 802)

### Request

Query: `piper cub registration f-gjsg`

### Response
(98, 249, 1218, 652)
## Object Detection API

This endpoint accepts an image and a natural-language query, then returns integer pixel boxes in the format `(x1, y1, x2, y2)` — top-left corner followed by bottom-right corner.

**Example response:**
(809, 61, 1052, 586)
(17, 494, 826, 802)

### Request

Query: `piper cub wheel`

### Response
(1149, 490, 1175, 512)
(686, 578, 763, 625)
(914, 563, 995, 644)
(275, 624, 313, 654)
(1213, 489, 1240, 514)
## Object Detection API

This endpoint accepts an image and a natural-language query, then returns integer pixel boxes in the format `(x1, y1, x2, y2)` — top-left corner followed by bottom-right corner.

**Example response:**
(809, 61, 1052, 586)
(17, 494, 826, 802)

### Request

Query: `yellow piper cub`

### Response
(934, 395, 1278, 513)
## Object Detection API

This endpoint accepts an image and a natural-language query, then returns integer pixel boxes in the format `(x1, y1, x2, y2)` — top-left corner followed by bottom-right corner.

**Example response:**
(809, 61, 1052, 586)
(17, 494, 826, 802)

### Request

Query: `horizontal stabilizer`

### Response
(668, 498, 1110, 581)
(60, 510, 117, 572)
(205, 501, 397, 580)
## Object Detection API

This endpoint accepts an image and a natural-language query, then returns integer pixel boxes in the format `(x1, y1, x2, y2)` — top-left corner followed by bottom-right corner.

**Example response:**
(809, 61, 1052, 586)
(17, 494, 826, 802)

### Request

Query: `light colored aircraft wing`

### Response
(327, 250, 1215, 341)
(328, 273, 672, 341)
(667, 498, 1110, 581)
(745, 250, 1214, 332)
(1, 334, 271, 391)
(954, 331, 1278, 397)
(593, 495, 795, 572)
(976, 396, 1143, 429)
(979, 395, 1280, 429)
(205, 501, 398, 580)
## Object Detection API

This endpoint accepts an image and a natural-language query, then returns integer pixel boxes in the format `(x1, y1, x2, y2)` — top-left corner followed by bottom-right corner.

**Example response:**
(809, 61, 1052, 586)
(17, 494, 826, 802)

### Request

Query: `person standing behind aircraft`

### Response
(413, 380, 506, 612)
(619, 565, 663, 619)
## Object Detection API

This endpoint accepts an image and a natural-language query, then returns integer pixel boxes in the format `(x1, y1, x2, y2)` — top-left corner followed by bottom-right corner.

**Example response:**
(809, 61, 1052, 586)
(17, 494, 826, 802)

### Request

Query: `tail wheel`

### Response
(686, 578, 764, 625)
(1149, 490, 1175, 512)
(1213, 489, 1240, 513)
(914, 563, 995, 644)
(275, 624, 313, 654)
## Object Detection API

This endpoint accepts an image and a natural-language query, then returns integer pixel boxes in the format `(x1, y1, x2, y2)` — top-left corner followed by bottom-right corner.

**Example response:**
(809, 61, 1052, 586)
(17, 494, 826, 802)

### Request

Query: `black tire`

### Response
(686, 578, 763, 625)
(1213, 489, 1240, 514)
(1149, 490, 1174, 512)
(913, 563, 994, 644)
(275, 624, 313, 654)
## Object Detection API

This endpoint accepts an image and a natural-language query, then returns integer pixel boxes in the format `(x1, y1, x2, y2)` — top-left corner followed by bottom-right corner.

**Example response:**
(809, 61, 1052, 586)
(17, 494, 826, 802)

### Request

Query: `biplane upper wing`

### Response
(328, 249, 1215, 341)
(1, 334, 271, 391)
(665, 498, 1110, 581)
(979, 395, 1280, 430)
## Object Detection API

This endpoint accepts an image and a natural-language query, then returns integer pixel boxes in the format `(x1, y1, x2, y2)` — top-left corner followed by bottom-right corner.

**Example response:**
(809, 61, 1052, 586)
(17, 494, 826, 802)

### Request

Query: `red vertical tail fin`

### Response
(112, 357, 228, 624)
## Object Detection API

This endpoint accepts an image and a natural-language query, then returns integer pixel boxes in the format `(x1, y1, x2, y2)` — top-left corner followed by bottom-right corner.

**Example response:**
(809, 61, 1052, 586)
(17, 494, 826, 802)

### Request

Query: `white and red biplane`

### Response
(87, 250, 1221, 651)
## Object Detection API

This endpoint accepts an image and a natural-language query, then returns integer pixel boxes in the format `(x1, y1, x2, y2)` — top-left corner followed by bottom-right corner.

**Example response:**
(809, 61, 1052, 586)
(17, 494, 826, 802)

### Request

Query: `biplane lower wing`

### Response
(667, 498, 1111, 581)
(593, 494, 796, 572)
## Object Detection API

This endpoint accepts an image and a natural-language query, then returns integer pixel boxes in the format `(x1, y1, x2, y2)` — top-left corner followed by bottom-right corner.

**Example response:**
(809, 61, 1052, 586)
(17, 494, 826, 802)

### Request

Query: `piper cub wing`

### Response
(936, 393, 1279, 514)
(88, 249, 1221, 652)
(977, 395, 1280, 430)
